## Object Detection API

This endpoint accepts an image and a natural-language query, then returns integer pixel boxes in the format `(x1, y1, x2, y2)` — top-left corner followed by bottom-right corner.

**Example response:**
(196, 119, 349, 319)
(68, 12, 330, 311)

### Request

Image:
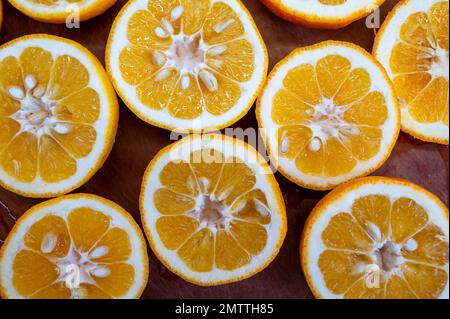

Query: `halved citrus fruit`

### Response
(260, 0, 386, 29)
(0, 34, 118, 198)
(140, 134, 286, 286)
(301, 176, 449, 299)
(7, 0, 117, 23)
(373, 0, 449, 145)
(257, 41, 400, 191)
(106, 0, 268, 133)
(0, 194, 149, 299)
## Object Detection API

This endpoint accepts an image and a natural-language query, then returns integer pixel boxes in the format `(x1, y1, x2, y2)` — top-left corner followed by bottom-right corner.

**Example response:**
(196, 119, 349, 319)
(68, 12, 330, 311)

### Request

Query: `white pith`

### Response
(141, 134, 285, 285)
(0, 196, 148, 299)
(258, 44, 400, 189)
(10, 0, 99, 13)
(303, 180, 449, 299)
(0, 36, 116, 196)
(274, 0, 382, 18)
(107, 0, 267, 132)
(374, 0, 449, 143)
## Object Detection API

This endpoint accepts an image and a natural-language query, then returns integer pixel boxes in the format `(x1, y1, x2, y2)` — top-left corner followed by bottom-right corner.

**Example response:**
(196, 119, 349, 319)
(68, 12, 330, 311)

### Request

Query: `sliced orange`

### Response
(373, 0, 449, 145)
(7, 0, 117, 23)
(257, 41, 400, 191)
(0, 34, 118, 198)
(106, 0, 268, 132)
(301, 176, 449, 299)
(260, 0, 386, 29)
(0, 194, 149, 299)
(140, 134, 286, 286)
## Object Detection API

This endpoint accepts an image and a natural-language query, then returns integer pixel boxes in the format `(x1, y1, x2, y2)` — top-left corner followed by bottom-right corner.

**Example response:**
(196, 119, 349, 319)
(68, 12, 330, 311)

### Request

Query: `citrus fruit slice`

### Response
(7, 0, 117, 23)
(301, 176, 449, 299)
(0, 34, 118, 198)
(140, 134, 286, 286)
(106, 0, 268, 133)
(260, 0, 386, 29)
(0, 194, 149, 299)
(373, 0, 449, 145)
(257, 41, 400, 191)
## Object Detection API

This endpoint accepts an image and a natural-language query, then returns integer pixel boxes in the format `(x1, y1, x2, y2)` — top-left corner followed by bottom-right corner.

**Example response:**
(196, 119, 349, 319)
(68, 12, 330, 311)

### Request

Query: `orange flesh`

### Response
(272, 54, 388, 177)
(389, 1, 449, 125)
(154, 149, 271, 272)
(121, 0, 253, 118)
(0, 47, 100, 183)
(318, 194, 449, 299)
(12, 208, 135, 298)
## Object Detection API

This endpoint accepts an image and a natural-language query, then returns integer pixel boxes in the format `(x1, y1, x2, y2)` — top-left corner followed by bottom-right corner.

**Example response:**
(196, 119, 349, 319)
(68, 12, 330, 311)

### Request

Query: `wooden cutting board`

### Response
(0, 0, 448, 299)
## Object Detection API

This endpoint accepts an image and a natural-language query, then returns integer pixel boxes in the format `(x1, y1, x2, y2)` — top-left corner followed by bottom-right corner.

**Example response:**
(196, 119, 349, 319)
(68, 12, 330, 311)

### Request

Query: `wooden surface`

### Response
(0, 0, 448, 299)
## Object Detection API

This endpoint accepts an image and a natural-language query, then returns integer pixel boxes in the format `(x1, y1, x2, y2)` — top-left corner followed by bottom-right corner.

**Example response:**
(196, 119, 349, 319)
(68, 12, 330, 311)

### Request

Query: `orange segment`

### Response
(401, 224, 449, 266)
(214, 158, 256, 206)
(401, 262, 448, 299)
(400, 12, 432, 47)
(92, 263, 135, 298)
(351, 195, 391, 243)
(284, 64, 321, 105)
(178, 228, 214, 272)
(215, 230, 250, 270)
(90, 227, 132, 263)
(159, 160, 198, 196)
(0, 132, 38, 183)
(0, 56, 23, 90)
(127, 10, 171, 50)
(51, 123, 96, 158)
(340, 126, 383, 161)
(322, 213, 374, 252)
(203, 2, 245, 45)
(19, 47, 53, 90)
(393, 73, 432, 105)
(272, 89, 314, 125)
(0, 91, 20, 116)
(154, 188, 196, 215)
(429, 1, 449, 50)
(189, 149, 224, 195)
(318, 250, 370, 295)
(230, 220, 267, 255)
(79, 284, 112, 299)
(156, 215, 199, 250)
(181, 0, 210, 35)
(408, 77, 449, 124)
(147, 0, 182, 34)
(334, 68, 371, 106)
(315, 55, 351, 99)
(295, 134, 324, 175)
(323, 137, 356, 177)
(385, 275, 417, 299)
(67, 207, 111, 253)
(12, 250, 58, 297)
(38, 135, 77, 183)
(0, 118, 20, 153)
(231, 189, 272, 225)
(23, 215, 70, 258)
(119, 46, 162, 85)
(390, 42, 431, 74)
(202, 72, 241, 116)
(48, 55, 89, 100)
(136, 68, 179, 110)
(207, 39, 255, 82)
(344, 275, 386, 299)
(278, 126, 312, 159)
(30, 282, 71, 299)
(343, 91, 388, 126)
(391, 197, 428, 244)
(54, 88, 100, 124)
(168, 74, 204, 119)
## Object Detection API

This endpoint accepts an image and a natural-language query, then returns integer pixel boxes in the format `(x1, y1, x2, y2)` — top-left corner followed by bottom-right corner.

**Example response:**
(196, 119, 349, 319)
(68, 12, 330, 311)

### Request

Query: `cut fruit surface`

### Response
(260, 0, 386, 29)
(0, 34, 118, 197)
(140, 134, 286, 286)
(106, 0, 268, 132)
(7, 0, 117, 23)
(257, 41, 400, 191)
(373, 0, 449, 145)
(301, 176, 449, 299)
(0, 194, 148, 299)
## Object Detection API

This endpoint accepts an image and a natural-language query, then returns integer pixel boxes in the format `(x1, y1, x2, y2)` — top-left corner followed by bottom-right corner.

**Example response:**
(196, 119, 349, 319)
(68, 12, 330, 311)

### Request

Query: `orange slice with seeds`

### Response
(0, 34, 118, 198)
(373, 0, 449, 145)
(257, 41, 400, 191)
(301, 176, 449, 299)
(140, 134, 286, 286)
(7, 0, 117, 23)
(260, 0, 386, 29)
(0, 194, 149, 299)
(106, 0, 268, 132)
